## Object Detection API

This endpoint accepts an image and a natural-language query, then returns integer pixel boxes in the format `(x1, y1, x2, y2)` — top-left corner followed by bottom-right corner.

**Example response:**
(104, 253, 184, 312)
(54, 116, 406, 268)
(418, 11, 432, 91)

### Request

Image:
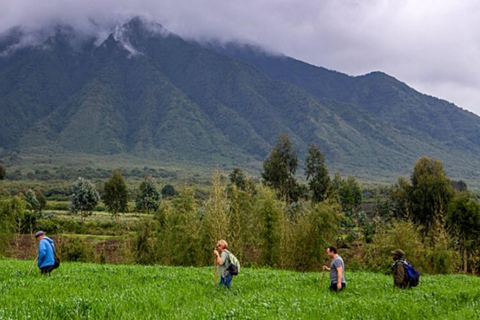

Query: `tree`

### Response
(69, 177, 100, 222)
(229, 167, 247, 191)
(25, 189, 40, 213)
(161, 184, 176, 197)
(305, 144, 330, 203)
(262, 134, 299, 202)
(447, 193, 480, 273)
(135, 176, 161, 214)
(389, 177, 412, 221)
(410, 157, 453, 237)
(35, 188, 47, 213)
(103, 170, 129, 220)
(0, 164, 5, 180)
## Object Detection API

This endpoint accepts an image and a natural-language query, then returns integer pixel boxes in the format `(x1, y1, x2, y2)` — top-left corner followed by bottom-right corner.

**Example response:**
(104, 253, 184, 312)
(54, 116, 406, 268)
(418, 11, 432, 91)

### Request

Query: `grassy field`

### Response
(1, 260, 479, 319)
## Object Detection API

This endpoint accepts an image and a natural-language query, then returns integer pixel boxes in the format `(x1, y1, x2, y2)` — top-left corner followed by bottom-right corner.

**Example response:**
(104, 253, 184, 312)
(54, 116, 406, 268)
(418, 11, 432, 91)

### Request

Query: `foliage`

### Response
(447, 192, 480, 273)
(410, 156, 453, 238)
(135, 176, 161, 214)
(305, 144, 330, 203)
(161, 184, 176, 197)
(262, 134, 299, 203)
(60, 237, 97, 262)
(69, 177, 100, 222)
(103, 170, 129, 218)
(35, 188, 47, 213)
(0, 197, 16, 255)
(25, 189, 40, 213)
(256, 186, 282, 267)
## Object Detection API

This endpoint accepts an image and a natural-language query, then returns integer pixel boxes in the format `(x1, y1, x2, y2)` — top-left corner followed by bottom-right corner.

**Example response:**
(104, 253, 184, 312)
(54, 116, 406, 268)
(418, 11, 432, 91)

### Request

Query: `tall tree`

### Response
(69, 177, 100, 222)
(447, 193, 480, 273)
(25, 189, 40, 213)
(410, 156, 453, 237)
(262, 134, 299, 202)
(229, 167, 247, 191)
(103, 170, 129, 220)
(135, 176, 161, 214)
(305, 144, 330, 203)
(35, 188, 47, 213)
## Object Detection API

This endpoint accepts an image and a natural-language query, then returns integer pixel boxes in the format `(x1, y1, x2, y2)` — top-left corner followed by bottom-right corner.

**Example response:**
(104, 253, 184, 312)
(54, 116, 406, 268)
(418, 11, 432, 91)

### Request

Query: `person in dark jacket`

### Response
(391, 249, 408, 288)
(36, 231, 56, 275)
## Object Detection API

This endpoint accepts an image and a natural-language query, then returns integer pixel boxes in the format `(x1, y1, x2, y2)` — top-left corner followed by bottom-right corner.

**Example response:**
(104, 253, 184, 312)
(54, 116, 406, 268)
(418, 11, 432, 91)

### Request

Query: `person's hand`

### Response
(322, 265, 329, 271)
(337, 282, 342, 290)
(213, 250, 219, 257)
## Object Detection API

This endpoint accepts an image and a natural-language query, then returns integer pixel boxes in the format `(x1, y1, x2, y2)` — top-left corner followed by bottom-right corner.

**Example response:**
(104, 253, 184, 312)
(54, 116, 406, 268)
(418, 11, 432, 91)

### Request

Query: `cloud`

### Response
(0, 0, 479, 115)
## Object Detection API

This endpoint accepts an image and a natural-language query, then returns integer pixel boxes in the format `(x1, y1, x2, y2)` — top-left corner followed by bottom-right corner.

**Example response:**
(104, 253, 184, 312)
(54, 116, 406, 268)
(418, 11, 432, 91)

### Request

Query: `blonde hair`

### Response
(218, 239, 228, 249)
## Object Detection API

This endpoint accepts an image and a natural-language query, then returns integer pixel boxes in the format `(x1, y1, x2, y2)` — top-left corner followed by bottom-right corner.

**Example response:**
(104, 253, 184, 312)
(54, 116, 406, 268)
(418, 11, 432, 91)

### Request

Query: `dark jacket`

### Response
(38, 237, 55, 268)
(392, 260, 408, 288)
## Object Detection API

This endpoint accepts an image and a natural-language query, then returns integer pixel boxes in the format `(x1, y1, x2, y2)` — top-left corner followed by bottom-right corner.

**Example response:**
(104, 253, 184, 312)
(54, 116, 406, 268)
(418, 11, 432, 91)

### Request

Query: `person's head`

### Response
(216, 239, 228, 252)
(391, 249, 404, 260)
(326, 246, 338, 258)
(35, 231, 45, 242)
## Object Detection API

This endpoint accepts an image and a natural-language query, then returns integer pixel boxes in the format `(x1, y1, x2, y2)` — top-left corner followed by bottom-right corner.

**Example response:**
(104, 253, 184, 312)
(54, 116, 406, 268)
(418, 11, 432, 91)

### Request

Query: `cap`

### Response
(391, 249, 404, 258)
(35, 231, 45, 238)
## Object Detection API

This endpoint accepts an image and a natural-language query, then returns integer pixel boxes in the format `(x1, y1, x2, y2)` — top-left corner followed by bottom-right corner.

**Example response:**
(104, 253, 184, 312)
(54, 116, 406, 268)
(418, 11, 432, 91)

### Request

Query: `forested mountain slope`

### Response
(1, 18, 479, 181)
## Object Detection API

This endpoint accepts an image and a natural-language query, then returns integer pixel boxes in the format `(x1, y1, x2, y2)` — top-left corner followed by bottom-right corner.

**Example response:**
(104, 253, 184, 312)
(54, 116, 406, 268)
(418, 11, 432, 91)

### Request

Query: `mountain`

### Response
(1, 17, 479, 184)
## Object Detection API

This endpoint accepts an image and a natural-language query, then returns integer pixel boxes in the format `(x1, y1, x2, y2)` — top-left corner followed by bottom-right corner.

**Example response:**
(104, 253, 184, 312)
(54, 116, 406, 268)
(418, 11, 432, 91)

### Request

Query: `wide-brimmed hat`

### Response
(391, 249, 404, 258)
(35, 231, 45, 238)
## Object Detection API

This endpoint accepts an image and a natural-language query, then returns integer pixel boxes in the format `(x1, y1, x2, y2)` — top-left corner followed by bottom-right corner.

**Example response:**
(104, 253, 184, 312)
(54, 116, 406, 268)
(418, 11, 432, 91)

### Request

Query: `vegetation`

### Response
(103, 170, 129, 219)
(135, 176, 161, 214)
(1, 18, 480, 186)
(262, 134, 299, 203)
(305, 144, 330, 203)
(1, 260, 480, 319)
(69, 177, 100, 222)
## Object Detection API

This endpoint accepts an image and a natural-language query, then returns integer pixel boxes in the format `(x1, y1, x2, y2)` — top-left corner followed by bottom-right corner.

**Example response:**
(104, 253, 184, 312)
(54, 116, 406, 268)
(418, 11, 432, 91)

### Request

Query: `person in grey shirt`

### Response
(213, 239, 232, 289)
(322, 246, 346, 291)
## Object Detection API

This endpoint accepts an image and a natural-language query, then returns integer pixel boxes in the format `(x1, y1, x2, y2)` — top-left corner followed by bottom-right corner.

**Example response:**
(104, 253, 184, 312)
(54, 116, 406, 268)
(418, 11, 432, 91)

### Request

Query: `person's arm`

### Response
(213, 250, 224, 265)
(322, 265, 330, 271)
(394, 262, 405, 286)
(336, 266, 343, 289)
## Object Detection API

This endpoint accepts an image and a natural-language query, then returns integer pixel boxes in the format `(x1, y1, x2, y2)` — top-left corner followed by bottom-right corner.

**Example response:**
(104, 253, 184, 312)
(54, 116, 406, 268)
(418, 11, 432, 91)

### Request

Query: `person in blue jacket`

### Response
(35, 231, 56, 275)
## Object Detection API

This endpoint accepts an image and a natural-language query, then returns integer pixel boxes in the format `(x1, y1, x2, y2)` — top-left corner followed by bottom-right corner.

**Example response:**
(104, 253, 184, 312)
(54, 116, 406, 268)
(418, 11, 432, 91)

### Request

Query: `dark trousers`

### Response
(40, 265, 54, 275)
(329, 282, 346, 292)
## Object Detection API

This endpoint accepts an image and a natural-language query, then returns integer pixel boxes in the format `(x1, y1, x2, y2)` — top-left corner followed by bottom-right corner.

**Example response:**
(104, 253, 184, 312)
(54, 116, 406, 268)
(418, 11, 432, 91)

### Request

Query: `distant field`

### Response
(1, 260, 479, 319)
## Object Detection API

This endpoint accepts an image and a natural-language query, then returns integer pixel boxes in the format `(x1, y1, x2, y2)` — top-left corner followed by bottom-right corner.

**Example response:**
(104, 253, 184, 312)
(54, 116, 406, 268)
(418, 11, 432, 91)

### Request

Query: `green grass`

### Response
(1, 260, 479, 319)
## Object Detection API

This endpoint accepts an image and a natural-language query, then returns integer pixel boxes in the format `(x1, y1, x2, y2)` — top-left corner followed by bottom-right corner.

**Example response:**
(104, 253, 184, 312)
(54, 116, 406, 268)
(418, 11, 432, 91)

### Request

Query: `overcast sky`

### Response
(1, 0, 479, 116)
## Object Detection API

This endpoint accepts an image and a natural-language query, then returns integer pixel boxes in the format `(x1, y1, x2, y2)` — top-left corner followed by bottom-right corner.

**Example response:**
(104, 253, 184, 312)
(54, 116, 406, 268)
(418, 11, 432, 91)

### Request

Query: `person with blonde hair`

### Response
(213, 239, 232, 289)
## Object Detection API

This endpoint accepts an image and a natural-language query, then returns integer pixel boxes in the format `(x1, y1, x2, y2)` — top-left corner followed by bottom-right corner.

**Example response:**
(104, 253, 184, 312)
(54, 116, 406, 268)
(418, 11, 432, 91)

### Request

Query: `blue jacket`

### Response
(38, 237, 55, 268)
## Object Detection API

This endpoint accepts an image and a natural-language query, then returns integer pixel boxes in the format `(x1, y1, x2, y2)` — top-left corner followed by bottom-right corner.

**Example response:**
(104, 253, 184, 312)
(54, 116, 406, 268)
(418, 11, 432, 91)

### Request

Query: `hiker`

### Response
(391, 249, 408, 288)
(213, 239, 232, 289)
(322, 246, 346, 291)
(35, 231, 56, 275)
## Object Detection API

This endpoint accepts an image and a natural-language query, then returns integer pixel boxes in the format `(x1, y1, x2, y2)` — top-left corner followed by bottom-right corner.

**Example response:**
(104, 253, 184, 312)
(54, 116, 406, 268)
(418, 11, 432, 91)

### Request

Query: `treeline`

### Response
(0, 165, 176, 182)
(1, 135, 480, 274)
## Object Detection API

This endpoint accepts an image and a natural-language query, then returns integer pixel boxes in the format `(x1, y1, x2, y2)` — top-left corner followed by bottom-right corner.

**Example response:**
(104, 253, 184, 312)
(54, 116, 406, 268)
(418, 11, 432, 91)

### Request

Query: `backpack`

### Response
(225, 250, 240, 276)
(401, 260, 420, 287)
(49, 241, 60, 270)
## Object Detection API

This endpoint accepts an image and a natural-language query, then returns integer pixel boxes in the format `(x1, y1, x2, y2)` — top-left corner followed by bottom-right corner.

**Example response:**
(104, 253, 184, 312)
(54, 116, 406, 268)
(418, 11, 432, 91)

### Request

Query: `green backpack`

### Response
(225, 250, 240, 276)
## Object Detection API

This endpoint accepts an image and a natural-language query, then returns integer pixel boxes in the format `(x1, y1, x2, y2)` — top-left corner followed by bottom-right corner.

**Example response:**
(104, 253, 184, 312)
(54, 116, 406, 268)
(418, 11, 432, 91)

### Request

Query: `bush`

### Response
(60, 237, 96, 262)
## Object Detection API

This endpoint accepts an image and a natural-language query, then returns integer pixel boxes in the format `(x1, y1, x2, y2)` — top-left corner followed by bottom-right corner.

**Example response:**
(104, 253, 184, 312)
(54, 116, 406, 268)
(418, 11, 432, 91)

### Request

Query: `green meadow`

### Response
(1, 260, 479, 320)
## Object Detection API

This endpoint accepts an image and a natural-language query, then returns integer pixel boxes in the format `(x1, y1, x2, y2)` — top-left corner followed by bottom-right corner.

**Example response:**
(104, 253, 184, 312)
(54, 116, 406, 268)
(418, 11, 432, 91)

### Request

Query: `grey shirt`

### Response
(217, 251, 230, 277)
(330, 255, 346, 284)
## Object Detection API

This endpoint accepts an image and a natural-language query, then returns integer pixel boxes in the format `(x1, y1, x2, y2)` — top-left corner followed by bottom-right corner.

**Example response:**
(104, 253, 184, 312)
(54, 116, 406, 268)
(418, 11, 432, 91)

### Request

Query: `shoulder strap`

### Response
(48, 241, 58, 258)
